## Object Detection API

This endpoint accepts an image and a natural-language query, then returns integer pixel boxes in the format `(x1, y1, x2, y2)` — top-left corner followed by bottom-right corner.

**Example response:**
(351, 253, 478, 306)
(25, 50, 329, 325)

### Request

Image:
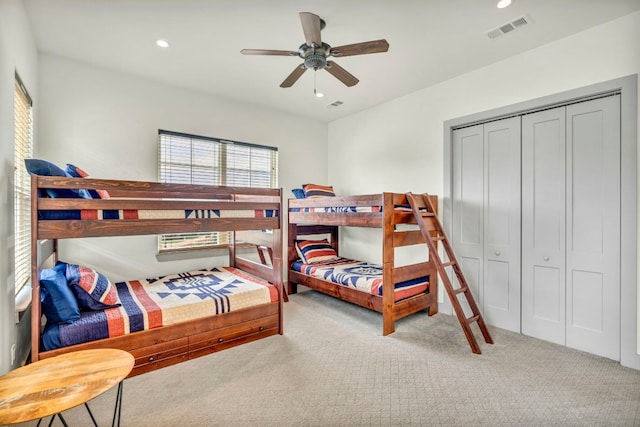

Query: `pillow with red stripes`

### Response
(295, 239, 339, 264)
(62, 262, 120, 311)
(302, 183, 335, 198)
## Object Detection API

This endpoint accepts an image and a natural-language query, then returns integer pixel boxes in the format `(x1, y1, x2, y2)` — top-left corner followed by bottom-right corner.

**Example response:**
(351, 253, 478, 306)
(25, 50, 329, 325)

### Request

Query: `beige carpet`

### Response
(15, 288, 640, 426)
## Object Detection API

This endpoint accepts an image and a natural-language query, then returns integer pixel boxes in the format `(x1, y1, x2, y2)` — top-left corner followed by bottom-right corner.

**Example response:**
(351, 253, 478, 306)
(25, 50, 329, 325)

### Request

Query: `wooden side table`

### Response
(0, 348, 134, 426)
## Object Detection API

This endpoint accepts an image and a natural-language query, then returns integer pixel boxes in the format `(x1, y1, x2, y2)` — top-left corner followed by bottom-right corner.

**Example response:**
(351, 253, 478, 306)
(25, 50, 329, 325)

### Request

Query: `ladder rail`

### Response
(406, 192, 493, 354)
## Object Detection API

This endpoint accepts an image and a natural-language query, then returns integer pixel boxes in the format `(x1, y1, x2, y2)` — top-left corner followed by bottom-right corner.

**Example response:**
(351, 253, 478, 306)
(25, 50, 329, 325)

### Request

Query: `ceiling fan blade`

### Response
(325, 61, 359, 87)
(299, 12, 322, 47)
(241, 49, 298, 56)
(280, 64, 307, 88)
(330, 39, 390, 57)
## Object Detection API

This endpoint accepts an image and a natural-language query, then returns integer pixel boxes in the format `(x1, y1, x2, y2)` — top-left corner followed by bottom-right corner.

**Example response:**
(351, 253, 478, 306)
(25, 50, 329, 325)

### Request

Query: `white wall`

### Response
(36, 55, 328, 281)
(328, 12, 640, 367)
(0, 0, 38, 374)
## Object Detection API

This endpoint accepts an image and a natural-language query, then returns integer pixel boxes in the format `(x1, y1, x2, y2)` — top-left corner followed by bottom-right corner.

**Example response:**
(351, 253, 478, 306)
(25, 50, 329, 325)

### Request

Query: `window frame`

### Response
(157, 129, 278, 254)
(14, 72, 34, 298)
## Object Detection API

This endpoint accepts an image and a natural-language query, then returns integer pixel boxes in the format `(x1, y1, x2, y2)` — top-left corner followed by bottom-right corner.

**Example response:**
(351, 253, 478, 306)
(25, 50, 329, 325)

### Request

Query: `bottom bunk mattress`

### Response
(42, 267, 278, 351)
(291, 258, 429, 301)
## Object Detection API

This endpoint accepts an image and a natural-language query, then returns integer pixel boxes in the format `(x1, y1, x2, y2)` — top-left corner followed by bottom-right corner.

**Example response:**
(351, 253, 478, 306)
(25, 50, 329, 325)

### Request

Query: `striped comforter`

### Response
(289, 205, 417, 213)
(41, 267, 278, 351)
(39, 208, 278, 220)
(291, 258, 429, 301)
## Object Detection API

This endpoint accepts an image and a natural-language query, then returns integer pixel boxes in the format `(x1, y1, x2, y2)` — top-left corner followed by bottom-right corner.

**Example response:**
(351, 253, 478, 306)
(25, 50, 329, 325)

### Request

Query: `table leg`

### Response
(111, 381, 124, 427)
(57, 414, 69, 427)
(84, 402, 99, 426)
(41, 413, 68, 427)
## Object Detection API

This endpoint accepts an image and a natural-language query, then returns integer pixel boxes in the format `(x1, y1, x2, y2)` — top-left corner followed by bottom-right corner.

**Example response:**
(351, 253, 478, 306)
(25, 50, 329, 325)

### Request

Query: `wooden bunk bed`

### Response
(287, 192, 439, 336)
(30, 175, 283, 377)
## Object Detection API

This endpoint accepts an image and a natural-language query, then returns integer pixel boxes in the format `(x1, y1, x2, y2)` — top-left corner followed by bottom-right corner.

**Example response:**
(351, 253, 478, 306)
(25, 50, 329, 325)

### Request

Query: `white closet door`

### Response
(522, 107, 566, 344)
(452, 124, 484, 308)
(483, 117, 521, 331)
(452, 118, 520, 332)
(565, 96, 620, 360)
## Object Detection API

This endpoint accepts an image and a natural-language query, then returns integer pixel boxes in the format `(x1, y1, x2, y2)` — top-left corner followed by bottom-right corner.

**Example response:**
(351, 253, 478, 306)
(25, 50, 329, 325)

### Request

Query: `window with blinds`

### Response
(158, 130, 278, 253)
(14, 74, 33, 295)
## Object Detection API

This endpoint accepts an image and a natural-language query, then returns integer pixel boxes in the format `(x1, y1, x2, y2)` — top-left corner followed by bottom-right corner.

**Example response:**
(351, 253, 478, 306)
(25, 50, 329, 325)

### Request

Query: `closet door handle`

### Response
(543, 256, 550, 261)
(495, 251, 501, 256)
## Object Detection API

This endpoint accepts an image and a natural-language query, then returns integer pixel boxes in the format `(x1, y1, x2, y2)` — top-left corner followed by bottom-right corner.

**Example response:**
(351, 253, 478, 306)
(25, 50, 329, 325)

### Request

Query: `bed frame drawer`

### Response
(129, 338, 189, 376)
(188, 314, 280, 358)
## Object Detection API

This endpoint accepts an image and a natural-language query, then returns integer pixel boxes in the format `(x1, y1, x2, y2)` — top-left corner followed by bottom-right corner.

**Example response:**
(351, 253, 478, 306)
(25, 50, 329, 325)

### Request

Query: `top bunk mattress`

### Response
(289, 205, 412, 213)
(288, 193, 434, 225)
(38, 208, 278, 220)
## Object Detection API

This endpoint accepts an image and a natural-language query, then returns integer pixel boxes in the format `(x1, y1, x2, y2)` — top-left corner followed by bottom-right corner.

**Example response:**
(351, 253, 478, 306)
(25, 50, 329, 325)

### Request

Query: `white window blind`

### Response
(158, 130, 278, 252)
(14, 74, 33, 295)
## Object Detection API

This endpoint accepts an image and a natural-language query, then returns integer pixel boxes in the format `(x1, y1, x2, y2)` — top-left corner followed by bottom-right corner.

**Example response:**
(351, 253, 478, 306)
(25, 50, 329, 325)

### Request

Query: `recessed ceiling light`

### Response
(156, 39, 169, 48)
(497, 0, 512, 8)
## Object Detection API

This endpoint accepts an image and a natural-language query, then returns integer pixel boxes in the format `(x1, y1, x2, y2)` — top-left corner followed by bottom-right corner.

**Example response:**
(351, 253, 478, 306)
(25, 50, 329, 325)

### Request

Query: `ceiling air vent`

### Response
(487, 15, 531, 39)
(328, 100, 344, 108)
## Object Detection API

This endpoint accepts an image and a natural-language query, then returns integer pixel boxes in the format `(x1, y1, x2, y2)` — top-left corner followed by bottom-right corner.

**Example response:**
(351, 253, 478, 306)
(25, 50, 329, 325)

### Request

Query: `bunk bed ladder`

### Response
(405, 192, 493, 354)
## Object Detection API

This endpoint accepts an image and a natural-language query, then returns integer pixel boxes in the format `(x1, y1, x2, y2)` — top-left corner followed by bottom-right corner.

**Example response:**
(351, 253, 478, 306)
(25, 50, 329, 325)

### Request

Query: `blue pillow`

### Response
(24, 159, 91, 199)
(65, 164, 104, 199)
(39, 263, 80, 324)
(291, 188, 306, 199)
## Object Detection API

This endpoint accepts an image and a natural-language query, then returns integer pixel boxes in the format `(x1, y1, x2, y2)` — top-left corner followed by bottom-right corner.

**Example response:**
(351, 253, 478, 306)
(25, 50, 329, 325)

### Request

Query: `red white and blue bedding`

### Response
(291, 258, 429, 301)
(41, 267, 278, 351)
(39, 208, 278, 221)
(289, 205, 417, 213)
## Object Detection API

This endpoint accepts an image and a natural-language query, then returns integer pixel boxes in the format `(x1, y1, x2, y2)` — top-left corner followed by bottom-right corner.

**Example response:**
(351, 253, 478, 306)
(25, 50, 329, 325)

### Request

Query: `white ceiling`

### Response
(22, 0, 640, 123)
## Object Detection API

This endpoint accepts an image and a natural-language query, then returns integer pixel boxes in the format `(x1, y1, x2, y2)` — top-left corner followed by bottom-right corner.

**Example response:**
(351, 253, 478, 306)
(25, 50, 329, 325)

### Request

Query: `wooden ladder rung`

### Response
(453, 286, 468, 295)
(420, 212, 435, 217)
(432, 235, 446, 241)
(466, 315, 480, 324)
(442, 261, 456, 267)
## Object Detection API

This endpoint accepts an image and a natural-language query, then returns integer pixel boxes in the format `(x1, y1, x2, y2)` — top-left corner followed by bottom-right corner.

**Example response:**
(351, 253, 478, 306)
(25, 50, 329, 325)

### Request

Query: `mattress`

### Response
(291, 257, 429, 301)
(289, 205, 418, 213)
(41, 267, 278, 351)
(39, 208, 278, 220)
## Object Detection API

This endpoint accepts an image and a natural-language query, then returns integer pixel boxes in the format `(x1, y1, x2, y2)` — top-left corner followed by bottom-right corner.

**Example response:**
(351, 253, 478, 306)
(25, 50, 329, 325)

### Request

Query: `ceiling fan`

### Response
(241, 12, 389, 88)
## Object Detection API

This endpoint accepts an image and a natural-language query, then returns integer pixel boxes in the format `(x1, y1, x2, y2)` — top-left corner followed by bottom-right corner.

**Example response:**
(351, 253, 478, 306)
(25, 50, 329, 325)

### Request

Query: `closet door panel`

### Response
(485, 260, 510, 312)
(460, 257, 481, 308)
(570, 270, 603, 331)
(521, 107, 566, 345)
(533, 265, 562, 322)
(482, 117, 521, 331)
(452, 125, 484, 306)
(565, 96, 620, 360)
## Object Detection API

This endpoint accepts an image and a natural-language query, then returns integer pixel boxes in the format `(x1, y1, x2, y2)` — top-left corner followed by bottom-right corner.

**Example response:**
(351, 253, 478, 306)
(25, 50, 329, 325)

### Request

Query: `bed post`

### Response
(30, 175, 40, 363)
(287, 222, 298, 295)
(274, 190, 284, 333)
(428, 195, 439, 315)
(329, 226, 339, 254)
(381, 192, 395, 335)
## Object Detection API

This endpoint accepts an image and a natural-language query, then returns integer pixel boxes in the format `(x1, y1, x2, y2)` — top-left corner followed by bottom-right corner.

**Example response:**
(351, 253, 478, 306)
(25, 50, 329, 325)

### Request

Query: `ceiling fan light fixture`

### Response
(304, 53, 327, 70)
(497, 0, 512, 8)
